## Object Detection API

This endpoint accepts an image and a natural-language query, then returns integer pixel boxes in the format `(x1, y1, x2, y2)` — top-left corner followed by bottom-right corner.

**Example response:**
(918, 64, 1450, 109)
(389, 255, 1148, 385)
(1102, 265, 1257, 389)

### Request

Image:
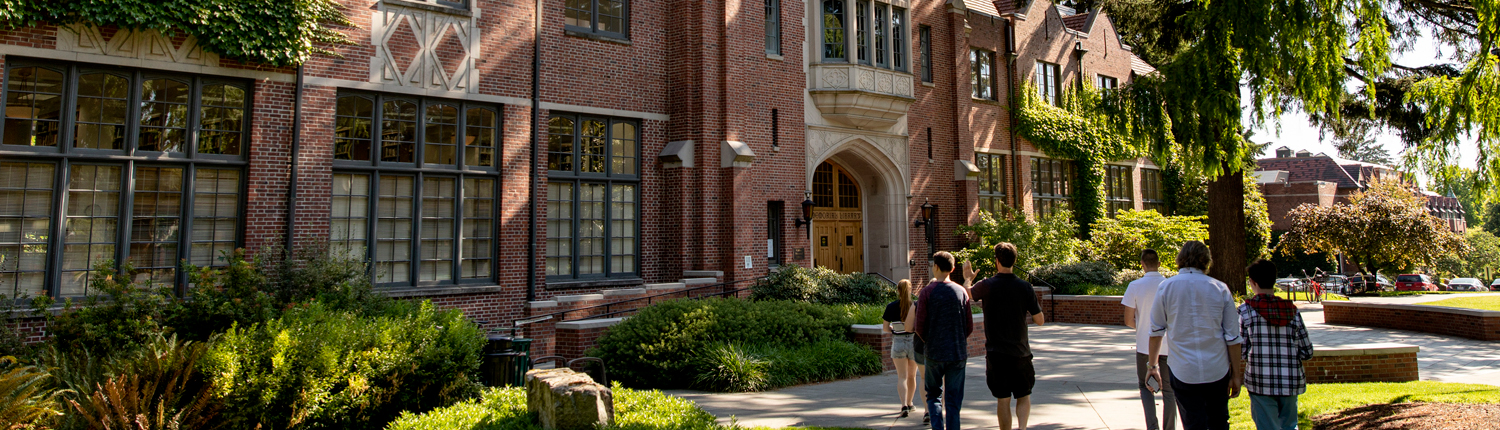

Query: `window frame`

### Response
(0, 58, 251, 298)
(1141, 168, 1165, 212)
(971, 48, 996, 100)
(564, 0, 630, 40)
(1035, 61, 1061, 106)
(330, 90, 503, 288)
(977, 153, 1008, 214)
(821, 0, 849, 62)
(765, 0, 782, 55)
(1104, 164, 1133, 217)
(919, 25, 933, 82)
(891, 6, 907, 72)
(546, 113, 641, 281)
(1096, 74, 1118, 91)
(1030, 157, 1074, 218)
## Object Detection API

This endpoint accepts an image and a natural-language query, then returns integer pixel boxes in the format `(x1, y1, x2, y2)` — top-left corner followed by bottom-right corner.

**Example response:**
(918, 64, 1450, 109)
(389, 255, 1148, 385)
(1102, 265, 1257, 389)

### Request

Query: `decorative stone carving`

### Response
(857, 70, 875, 91)
(56, 24, 218, 66)
(370, 2, 481, 93)
(809, 63, 916, 130)
(805, 127, 910, 188)
(823, 68, 850, 88)
(876, 73, 893, 93)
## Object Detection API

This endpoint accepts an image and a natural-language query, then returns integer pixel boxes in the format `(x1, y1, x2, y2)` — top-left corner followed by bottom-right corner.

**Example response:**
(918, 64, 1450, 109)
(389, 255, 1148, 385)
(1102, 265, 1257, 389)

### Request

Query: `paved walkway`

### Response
(671, 304, 1500, 430)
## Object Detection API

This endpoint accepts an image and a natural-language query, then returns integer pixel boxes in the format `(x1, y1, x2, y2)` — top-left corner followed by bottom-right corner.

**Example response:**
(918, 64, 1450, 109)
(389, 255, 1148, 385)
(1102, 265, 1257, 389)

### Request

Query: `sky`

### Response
(1246, 29, 1482, 184)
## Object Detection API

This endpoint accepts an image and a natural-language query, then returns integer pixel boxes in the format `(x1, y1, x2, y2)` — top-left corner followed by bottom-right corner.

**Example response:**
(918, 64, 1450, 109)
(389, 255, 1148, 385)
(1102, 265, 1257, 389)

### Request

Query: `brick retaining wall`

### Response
(1323, 301, 1500, 341)
(1303, 343, 1420, 383)
(853, 315, 990, 371)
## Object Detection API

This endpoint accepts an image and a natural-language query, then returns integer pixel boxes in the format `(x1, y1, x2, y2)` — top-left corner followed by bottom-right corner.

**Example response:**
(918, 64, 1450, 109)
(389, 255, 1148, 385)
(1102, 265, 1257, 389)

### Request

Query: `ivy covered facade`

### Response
(0, 0, 1159, 336)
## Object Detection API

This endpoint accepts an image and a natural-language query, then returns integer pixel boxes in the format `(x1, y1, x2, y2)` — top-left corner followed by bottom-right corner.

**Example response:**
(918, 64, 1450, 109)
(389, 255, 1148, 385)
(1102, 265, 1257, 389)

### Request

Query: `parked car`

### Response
(1349, 274, 1394, 294)
(1317, 274, 1350, 295)
(1395, 274, 1439, 291)
(1448, 278, 1486, 292)
(1491, 279, 1500, 291)
(1275, 278, 1304, 292)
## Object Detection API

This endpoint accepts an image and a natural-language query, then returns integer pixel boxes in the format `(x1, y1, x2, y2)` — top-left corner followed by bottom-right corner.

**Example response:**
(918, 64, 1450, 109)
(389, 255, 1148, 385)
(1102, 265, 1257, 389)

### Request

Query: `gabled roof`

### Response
(1130, 54, 1157, 75)
(994, 0, 1029, 15)
(1061, 13, 1091, 32)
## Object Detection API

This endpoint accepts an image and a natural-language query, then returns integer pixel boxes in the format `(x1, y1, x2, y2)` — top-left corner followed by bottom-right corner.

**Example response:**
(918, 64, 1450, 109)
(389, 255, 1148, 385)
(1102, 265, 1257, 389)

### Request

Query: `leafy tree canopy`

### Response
(1278, 179, 1469, 274)
(1084, 209, 1208, 271)
(1428, 165, 1495, 226)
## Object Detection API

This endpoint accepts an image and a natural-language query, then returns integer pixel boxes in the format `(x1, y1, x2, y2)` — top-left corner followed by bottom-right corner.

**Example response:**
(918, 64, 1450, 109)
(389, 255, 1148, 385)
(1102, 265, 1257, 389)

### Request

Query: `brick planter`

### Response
(1323, 301, 1500, 341)
(1303, 343, 1420, 383)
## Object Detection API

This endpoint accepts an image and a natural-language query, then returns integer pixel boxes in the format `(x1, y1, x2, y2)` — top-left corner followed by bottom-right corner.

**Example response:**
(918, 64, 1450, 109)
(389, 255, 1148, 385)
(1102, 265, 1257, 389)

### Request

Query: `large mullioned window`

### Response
(1030, 158, 1074, 218)
(977, 153, 1008, 214)
(1142, 168, 1165, 213)
(331, 91, 500, 287)
(1104, 165, 1134, 217)
(0, 60, 248, 298)
(1036, 61, 1061, 106)
(546, 113, 639, 281)
(823, 0, 908, 71)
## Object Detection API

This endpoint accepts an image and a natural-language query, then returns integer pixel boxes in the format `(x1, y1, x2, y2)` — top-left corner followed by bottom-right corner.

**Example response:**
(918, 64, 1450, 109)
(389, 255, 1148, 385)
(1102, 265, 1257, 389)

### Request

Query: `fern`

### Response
(66, 335, 222, 430)
(0, 356, 64, 429)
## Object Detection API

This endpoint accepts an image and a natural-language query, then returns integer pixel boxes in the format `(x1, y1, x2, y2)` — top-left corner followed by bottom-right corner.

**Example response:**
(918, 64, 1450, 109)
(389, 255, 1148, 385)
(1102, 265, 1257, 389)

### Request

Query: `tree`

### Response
(1463, 231, 1500, 280)
(1428, 166, 1495, 226)
(1485, 202, 1500, 236)
(1085, 209, 1208, 270)
(954, 207, 1082, 280)
(1278, 179, 1469, 275)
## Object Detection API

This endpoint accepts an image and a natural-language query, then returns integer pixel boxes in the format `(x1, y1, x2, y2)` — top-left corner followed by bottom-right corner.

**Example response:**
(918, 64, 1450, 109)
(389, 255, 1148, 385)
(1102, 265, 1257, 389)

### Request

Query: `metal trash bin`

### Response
(482, 335, 533, 387)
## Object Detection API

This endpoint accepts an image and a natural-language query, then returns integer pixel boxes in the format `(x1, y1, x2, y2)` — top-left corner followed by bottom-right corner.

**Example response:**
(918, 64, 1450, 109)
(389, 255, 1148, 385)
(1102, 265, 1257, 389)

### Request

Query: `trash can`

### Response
(482, 336, 533, 387)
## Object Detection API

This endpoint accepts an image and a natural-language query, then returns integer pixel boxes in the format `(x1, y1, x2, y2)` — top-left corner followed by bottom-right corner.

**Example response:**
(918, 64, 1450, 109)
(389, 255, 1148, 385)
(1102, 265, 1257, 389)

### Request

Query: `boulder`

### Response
(525, 368, 614, 430)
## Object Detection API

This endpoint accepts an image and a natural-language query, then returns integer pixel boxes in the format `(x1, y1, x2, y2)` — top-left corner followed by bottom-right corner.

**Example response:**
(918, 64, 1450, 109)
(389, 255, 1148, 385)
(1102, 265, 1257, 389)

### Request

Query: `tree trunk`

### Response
(1206, 167, 1247, 295)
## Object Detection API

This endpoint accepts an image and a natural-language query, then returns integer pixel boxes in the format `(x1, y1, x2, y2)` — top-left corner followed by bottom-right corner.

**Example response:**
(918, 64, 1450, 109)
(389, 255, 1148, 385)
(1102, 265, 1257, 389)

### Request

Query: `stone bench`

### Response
(1303, 343, 1419, 383)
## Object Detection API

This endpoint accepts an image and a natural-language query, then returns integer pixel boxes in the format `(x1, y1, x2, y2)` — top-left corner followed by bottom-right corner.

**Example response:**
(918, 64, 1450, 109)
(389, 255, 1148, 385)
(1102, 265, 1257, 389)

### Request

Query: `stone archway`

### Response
(806, 134, 911, 282)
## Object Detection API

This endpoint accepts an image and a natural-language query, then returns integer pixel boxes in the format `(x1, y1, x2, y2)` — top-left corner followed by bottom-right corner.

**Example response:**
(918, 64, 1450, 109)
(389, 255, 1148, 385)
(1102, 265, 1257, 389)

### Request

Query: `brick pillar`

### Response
(523, 300, 559, 358)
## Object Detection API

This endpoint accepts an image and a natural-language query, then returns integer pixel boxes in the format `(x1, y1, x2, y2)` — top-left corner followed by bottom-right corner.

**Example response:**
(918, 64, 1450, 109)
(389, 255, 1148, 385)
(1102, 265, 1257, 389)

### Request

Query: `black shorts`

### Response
(985, 354, 1036, 399)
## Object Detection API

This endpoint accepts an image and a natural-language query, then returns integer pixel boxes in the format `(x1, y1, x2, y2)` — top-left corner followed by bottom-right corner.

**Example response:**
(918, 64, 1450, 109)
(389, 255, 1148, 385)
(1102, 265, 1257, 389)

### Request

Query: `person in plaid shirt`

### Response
(1240, 260, 1314, 430)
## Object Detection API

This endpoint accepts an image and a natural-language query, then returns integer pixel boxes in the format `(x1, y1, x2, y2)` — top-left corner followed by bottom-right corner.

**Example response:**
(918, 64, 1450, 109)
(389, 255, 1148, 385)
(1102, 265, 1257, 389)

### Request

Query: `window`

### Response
(822, 0, 847, 61)
(874, 3, 888, 68)
(332, 91, 500, 287)
(1141, 168, 1165, 213)
(1104, 165, 1133, 217)
(1030, 158, 1074, 218)
(971, 49, 996, 100)
(1097, 75, 1118, 91)
(765, 0, 781, 55)
(977, 153, 1007, 214)
(892, 7, 907, 72)
(856, 0, 870, 65)
(565, 0, 628, 39)
(768, 201, 784, 267)
(0, 61, 249, 298)
(547, 114, 639, 281)
(1036, 61, 1061, 106)
(919, 25, 932, 82)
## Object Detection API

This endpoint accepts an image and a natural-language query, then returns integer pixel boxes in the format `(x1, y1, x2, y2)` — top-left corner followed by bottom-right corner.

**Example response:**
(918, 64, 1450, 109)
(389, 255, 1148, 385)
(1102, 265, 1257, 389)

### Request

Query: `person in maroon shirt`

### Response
(911, 251, 974, 430)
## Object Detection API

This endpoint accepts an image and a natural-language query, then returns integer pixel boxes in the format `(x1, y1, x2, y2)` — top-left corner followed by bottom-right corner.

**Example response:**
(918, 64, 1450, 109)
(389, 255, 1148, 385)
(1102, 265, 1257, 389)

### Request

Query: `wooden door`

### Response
(814, 223, 837, 271)
(836, 221, 864, 273)
(811, 161, 864, 274)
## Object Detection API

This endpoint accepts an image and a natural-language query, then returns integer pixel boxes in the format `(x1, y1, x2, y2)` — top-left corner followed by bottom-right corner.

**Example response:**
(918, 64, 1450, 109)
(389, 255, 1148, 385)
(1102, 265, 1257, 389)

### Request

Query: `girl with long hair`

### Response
(883, 279, 923, 417)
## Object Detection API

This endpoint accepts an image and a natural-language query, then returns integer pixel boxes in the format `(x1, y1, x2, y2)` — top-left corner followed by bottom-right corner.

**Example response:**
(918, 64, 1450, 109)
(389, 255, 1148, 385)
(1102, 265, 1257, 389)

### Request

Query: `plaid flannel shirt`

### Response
(1238, 302, 1314, 396)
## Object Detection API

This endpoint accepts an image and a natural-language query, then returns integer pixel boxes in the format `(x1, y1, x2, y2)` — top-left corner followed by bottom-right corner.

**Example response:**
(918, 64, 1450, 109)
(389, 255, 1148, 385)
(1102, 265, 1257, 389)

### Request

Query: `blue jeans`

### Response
(1249, 394, 1298, 430)
(924, 359, 965, 430)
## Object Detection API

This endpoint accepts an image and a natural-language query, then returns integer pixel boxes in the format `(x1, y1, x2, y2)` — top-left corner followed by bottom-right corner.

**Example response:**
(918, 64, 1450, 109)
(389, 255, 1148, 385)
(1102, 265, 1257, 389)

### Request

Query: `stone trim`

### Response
(303, 76, 531, 105)
(1312, 343, 1420, 357)
(683, 270, 724, 278)
(955, 159, 979, 181)
(659, 140, 695, 168)
(554, 294, 607, 304)
(721, 141, 756, 167)
(379, 284, 510, 298)
(556, 317, 626, 330)
(540, 101, 670, 122)
(0, 45, 293, 83)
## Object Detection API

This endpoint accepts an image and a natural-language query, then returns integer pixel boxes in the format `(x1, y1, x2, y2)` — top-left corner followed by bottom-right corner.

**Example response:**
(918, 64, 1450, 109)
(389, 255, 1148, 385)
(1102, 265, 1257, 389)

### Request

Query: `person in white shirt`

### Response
(1146, 241, 1245, 430)
(1122, 249, 1175, 430)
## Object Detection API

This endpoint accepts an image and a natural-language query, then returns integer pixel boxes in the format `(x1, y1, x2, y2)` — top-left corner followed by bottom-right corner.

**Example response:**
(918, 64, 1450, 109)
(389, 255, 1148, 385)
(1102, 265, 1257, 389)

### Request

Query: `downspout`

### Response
(1005, 17, 1020, 206)
(286, 65, 304, 250)
(526, 0, 543, 302)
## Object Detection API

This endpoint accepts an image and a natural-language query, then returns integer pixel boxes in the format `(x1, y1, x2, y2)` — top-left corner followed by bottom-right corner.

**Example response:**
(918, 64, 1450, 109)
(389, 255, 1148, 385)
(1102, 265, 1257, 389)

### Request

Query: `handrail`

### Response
(537, 277, 764, 323)
(862, 272, 899, 287)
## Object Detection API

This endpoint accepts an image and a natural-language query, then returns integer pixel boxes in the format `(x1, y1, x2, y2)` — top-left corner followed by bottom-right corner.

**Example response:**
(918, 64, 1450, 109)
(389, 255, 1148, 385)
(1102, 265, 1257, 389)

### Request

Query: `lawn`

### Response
(1417, 295, 1500, 311)
(1227, 381, 1500, 429)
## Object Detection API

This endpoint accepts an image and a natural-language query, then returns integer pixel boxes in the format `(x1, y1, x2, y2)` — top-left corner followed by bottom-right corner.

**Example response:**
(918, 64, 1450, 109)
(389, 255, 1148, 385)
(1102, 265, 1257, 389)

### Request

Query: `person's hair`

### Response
(897, 279, 913, 319)
(994, 242, 1018, 268)
(1176, 241, 1212, 271)
(1247, 259, 1277, 292)
(1140, 249, 1160, 267)
(931, 251, 956, 273)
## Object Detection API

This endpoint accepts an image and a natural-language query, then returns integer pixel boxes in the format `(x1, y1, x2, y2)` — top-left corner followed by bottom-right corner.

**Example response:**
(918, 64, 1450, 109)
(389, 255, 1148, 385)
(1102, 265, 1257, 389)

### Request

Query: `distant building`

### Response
(1256, 147, 1466, 233)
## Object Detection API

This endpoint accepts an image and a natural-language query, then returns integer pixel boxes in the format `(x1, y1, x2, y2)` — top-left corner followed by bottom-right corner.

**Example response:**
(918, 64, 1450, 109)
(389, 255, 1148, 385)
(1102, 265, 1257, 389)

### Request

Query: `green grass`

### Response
(1272, 291, 1349, 302)
(1417, 295, 1500, 311)
(1227, 381, 1500, 429)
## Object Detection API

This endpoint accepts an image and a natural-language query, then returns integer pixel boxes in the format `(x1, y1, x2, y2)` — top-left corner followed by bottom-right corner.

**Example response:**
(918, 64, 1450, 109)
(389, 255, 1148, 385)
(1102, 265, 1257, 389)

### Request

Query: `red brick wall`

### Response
(1304, 351, 1419, 383)
(1324, 302, 1500, 341)
(1031, 289, 1128, 326)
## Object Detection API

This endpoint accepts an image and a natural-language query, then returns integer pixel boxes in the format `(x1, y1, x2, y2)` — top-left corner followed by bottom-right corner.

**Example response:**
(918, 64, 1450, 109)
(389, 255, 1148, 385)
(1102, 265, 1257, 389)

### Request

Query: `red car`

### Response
(1395, 274, 1438, 291)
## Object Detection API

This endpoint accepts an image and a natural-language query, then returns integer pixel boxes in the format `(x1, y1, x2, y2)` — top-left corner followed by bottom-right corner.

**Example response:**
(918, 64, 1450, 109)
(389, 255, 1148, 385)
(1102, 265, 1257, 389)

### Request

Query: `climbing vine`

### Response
(1012, 81, 1171, 238)
(0, 0, 352, 67)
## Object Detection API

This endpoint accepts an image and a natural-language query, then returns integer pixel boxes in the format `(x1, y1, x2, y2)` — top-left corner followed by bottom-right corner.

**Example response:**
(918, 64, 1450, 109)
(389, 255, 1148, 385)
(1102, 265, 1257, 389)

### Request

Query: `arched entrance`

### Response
(812, 161, 863, 273)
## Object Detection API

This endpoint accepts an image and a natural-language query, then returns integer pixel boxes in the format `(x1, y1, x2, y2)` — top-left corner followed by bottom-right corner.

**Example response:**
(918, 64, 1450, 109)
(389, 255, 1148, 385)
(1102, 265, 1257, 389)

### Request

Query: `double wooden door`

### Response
(814, 218, 863, 274)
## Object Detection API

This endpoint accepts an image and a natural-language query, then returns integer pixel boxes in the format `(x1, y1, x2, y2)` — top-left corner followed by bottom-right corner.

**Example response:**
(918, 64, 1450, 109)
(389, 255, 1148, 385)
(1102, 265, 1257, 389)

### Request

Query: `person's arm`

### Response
(1032, 312, 1045, 326)
(1222, 289, 1246, 398)
(963, 295, 975, 337)
(1146, 336, 1164, 391)
(883, 320, 893, 334)
(1122, 285, 1138, 329)
(1149, 285, 1170, 338)
(1239, 306, 1250, 363)
(1227, 343, 1244, 398)
(1123, 306, 1136, 329)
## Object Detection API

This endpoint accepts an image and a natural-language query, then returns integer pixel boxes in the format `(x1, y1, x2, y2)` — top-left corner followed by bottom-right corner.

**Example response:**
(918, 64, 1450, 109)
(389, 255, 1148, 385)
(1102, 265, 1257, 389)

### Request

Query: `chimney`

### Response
(1296, 150, 1312, 158)
(1275, 146, 1292, 158)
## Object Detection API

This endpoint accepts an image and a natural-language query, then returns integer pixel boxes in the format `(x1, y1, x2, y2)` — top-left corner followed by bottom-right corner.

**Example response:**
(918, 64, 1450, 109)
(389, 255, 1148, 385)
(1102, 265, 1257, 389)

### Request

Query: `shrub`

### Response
(1114, 269, 1179, 286)
(45, 262, 178, 355)
(754, 340, 882, 389)
(1084, 209, 1208, 271)
(590, 299, 855, 389)
(1052, 283, 1128, 296)
(832, 303, 886, 325)
(695, 343, 769, 393)
(0, 356, 63, 428)
(201, 301, 483, 430)
(1031, 261, 1118, 289)
(750, 265, 893, 306)
(386, 383, 722, 430)
(67, 335, 222, 430)
(954, 208, 1081, 279)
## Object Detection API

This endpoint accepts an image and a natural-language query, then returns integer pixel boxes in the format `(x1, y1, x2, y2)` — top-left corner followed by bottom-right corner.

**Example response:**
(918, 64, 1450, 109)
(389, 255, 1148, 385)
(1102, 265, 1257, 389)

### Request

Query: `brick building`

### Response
(0, 0, 1158, 329)
(1256, 147, 1467, 233)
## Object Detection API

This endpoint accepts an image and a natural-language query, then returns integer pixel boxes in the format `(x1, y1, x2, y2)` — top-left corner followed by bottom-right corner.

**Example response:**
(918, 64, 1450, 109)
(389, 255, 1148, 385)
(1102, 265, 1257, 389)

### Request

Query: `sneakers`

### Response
(922, 411, 930, 424)
(899, 405, 911, 418)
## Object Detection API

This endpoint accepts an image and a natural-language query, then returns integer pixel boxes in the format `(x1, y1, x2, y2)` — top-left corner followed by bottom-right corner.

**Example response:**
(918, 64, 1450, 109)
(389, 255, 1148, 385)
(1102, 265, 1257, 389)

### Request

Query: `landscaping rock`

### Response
(525, 368, 614, 430)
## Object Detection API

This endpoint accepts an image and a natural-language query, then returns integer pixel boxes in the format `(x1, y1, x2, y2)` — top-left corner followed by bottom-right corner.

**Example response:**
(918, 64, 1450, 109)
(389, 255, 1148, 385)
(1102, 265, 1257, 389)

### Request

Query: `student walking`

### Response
(1123, 249, 1175, 430)
(1241, 260, 1314, 430)
(969, 243, 1046, 430)
(911, 251, 974, 430)
(1147, 241, 1245, 430)
(883, 279, 923, 418)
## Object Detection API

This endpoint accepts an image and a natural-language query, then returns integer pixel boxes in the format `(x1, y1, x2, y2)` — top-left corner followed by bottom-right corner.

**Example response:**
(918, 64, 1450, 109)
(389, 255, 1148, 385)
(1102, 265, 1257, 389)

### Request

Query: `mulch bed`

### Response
(1313, 402, 1500, 430)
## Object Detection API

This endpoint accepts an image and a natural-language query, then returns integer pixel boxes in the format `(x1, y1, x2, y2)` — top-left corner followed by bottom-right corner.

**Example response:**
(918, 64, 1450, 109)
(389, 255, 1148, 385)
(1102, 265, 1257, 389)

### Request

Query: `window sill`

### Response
(546, 277, 645, 290)
(564, 29, 632, 46)
(971, 97, 1002, 105)
(922, 81, 935, 87)
(767, 54, 784, 61)
(383, 0, 473, 17)
(379, 284, 510, 298)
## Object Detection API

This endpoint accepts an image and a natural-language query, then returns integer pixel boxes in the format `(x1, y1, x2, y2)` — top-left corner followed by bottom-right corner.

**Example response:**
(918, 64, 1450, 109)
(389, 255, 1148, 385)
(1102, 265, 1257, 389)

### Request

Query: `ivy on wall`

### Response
(1012, 82, 1171, 238)
(0, 0, 352, 67)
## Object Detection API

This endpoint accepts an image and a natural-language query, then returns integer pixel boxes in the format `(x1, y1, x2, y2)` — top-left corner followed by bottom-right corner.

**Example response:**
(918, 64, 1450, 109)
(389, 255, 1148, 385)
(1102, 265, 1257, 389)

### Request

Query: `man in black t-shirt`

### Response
(969, 242, 1046, 430)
